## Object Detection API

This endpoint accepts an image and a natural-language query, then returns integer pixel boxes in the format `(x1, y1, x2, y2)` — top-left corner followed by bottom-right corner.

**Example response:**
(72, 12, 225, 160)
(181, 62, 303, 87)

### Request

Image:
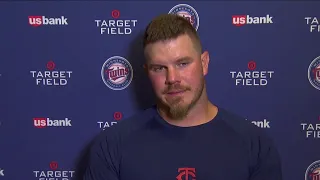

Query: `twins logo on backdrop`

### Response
(232, 14, 273, 26)
(95, 10, 138, 35)
(308, 56, 320, 90)
(33, 161, 75, 180)
(305, 17, 320, 32)
(30, 61, 72, 86)
(168, 4, 199, 31)
(305, 160, 320, 180)
(230, 61, 275, 86)
(301, 116, 320, 139)
(101, 56, 133, 90)
(98, 112, 123, 130)
(28, 16, 68, 27)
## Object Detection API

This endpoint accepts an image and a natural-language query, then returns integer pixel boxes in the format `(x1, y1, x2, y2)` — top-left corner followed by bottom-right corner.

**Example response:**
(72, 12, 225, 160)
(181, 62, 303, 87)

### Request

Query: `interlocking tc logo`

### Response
(0, 168, 4, 176)
(176, 167, 196, 180)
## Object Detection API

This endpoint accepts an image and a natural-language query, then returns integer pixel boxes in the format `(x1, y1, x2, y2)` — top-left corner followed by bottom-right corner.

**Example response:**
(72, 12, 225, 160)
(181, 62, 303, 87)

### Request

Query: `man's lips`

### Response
(166, 90, 185, 95)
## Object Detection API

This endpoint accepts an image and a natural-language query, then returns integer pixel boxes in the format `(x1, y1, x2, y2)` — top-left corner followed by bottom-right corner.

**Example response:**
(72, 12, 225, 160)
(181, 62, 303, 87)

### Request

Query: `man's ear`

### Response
(201, 51, 210, 76)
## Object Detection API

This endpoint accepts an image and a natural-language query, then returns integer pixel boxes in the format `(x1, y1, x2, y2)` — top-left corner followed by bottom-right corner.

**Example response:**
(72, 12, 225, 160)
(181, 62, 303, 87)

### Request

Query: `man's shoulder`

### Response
(218, 107, 279, 158)
(218, 108, 282, 175)
(218, 107, 270, 140)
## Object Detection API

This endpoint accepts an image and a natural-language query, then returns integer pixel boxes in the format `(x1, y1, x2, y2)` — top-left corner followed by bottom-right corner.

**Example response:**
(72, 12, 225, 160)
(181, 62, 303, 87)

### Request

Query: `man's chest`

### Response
(119, 138, 250, 180)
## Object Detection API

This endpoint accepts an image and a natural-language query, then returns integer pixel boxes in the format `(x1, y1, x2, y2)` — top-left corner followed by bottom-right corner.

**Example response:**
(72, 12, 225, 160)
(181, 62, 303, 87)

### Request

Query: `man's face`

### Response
(144, 34, 209, 120)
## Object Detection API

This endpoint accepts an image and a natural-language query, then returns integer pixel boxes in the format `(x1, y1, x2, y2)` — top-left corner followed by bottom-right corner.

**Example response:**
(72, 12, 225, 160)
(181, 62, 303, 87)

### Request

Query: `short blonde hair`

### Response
(143, 14, 202, 53)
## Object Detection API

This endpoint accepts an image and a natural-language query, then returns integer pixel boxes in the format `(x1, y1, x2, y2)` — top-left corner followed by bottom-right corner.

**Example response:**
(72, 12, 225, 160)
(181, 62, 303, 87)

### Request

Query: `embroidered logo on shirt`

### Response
(176, 167, 196, 180)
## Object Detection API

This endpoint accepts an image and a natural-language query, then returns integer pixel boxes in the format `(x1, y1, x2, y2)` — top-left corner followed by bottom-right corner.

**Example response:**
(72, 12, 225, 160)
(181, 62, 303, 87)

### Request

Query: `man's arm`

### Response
(83, 137, 120, 180)
(249, 133, 283, 180)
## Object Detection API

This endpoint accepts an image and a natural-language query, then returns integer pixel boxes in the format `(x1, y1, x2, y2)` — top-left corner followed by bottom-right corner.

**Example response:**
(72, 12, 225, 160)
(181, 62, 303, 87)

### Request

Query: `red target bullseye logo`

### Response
(46, 61, 56, 71)
(49, 161, 58, 170)
(114, 112, 122, 120)
(248, 61, 256, 70)
(112, 10, 120, 18)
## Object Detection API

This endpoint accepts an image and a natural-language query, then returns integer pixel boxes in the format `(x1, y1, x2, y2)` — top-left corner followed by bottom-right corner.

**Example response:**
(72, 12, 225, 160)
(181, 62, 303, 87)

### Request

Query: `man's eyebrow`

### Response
(148, 63, 164, 67)
(175, 56, 193, 62)
(148, 56, 193, 67)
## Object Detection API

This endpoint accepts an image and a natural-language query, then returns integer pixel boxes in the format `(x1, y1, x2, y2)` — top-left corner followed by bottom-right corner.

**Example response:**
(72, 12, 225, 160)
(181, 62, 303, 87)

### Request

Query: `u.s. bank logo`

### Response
(101, 56, 133, 90)
(168, 4, 199, 31)
(308, 56, 320, 90)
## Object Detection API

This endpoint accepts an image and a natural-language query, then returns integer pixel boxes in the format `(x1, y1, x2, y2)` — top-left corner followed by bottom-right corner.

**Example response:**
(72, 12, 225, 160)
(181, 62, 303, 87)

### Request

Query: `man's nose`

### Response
(165, 67, 180, 85)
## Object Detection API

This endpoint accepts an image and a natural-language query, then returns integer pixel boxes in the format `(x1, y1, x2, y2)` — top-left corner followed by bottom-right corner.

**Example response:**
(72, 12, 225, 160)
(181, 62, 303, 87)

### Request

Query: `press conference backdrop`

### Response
(0, 1, 319, 180)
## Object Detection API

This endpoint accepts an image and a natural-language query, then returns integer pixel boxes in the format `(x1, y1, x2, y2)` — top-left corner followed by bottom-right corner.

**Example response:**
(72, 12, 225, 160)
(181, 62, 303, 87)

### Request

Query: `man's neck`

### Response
(157, 98, 218, 127)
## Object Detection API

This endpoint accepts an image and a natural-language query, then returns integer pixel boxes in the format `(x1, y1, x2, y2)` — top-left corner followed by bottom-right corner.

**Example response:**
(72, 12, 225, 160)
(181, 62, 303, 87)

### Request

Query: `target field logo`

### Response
(308, 56, 320, 90)
(33, 161, 74, 179)
(168, 4, 199, 31)
(111, 10, 120, 18)
(247, 61, 256, 70)
(101, 56, 133, 90)
(46, 61, 56, 70)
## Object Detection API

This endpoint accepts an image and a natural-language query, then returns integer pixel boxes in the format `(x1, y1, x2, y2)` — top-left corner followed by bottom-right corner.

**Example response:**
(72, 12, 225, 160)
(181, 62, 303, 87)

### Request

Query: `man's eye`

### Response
(153, 67, 164, 72)
(179, 62, 188, 66)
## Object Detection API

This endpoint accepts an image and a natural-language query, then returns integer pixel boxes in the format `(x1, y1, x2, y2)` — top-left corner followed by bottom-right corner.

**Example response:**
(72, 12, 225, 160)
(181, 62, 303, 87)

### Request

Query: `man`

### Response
(83, 14, 282, 180)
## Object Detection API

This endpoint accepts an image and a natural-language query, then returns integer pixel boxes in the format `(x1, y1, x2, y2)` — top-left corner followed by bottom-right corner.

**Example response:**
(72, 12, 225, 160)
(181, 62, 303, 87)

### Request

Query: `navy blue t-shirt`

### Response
(83, 106, 282, 180)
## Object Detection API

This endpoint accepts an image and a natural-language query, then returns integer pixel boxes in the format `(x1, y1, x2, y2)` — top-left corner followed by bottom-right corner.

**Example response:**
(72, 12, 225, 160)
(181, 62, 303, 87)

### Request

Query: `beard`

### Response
(159, 79, 205, 120)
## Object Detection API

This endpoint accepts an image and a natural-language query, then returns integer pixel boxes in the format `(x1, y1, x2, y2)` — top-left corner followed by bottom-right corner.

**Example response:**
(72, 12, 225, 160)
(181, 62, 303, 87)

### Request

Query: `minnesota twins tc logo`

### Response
(176, 167, 196, 180)
(308, 55, 320, 90)
(101, 56, 133, 90)
(168, 4, 200, 31)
